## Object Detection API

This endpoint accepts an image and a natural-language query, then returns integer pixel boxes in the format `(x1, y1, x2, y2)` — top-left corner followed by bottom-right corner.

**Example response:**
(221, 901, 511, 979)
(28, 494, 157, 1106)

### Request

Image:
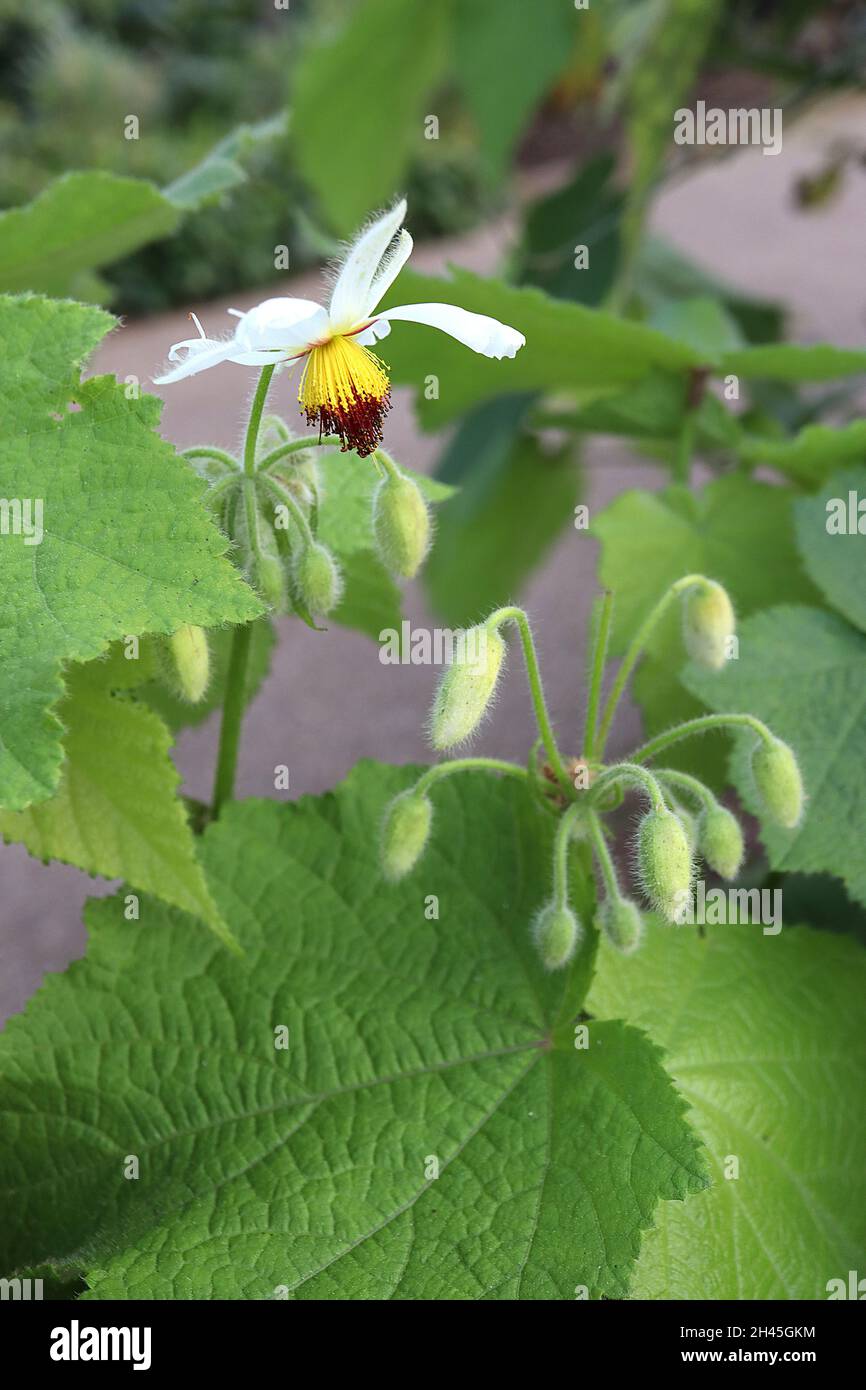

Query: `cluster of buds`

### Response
(379, 576, 804, 970)
(171, 419, 432, 691)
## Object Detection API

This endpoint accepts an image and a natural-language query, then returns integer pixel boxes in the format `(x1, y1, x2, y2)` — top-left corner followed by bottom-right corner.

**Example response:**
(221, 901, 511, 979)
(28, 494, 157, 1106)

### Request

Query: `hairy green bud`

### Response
(292, 541, 343, 617)
(167, 624, 210, 704)
(532, 901, 581, 971)
(380, 790, 433, 882)
(372, 472, 431, 579)
(429, 625, 506, 749)
(682, 580, 735, 670)
(256, 552, 287, 612)
(699, 803, 744, 879)
(751, 736, 804, 829)
(597, 897, 644, 955)
(636, 807, 693, 922)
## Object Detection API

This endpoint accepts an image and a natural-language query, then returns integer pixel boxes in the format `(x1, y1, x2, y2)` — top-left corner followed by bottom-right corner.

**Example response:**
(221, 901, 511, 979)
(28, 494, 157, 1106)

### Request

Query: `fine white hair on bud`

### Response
(597, 897, 644, 955)
(636, 807, 693, 922)
(532, 900, 581, 971)
(292, 540, 343, 617)
(380, 789, 433, 882)
(428, 624, 506, 749)
(682, 579, 736, 670)
(699, 803, 745, 879)
(751, 736, 804, 829)
(168, 624, 210, 704)
(372, 471, 432, 579)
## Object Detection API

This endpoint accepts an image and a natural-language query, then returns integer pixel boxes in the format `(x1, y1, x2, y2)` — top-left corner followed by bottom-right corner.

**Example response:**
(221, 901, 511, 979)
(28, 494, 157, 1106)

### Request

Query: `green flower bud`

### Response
(699, 803, 744, 879)
(380, 789, 433, 882)
(597, 897, 644, 955)
(532, 901, 581, 971)
(429, 625, 506, 749)
(682, 580, 735, 670)
(751, 736, 804, 829)
(256, 552, 288, 612)
(671, 799, 698, 854)
(168, 624, 210, 704)
(372, 472, 431, 579)
(292, 541, 343, 617)
(637, 807, 693, 922)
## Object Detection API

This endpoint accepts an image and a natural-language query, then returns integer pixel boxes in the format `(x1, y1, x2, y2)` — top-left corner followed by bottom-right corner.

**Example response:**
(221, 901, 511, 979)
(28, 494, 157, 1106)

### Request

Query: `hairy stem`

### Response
(595, 573, 711, 757)
(656, 767, 717, 811)
(211, 368, 273, 818)
(631, 713, 773, 765)
(244, 365, 275, 477)
(552, 803, 583, 906)
(590, 761, 667, 813)
(211, 622, 253, 818)
(582, 590, 614, 761)
(586, 810, 623, 901)
(487, 606, 572, 794)
(415, 757, 528, 796)
(260, 473, 315, 548)
(258, 434, 340, 472)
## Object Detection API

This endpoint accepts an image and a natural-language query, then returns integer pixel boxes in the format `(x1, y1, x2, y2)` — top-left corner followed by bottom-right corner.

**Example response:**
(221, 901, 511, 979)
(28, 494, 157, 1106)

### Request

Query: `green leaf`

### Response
(721, 342, 866, 383)
(741, 420, 866, 487)
(141, 621, 276, 734)
(293, 0, 450, 233)
(0, 652, 233, 947)
(591, 477, 821, 783)
(454, 0, 571, 177)
(425, 430, 580, 627)
(0, 763, 706, 1299)
(589, 921, 866, 1299)
(617, 0, 722, 260)
(0, 173, 180, 297)
(793, 466, 866, 630)
(164, 112, 289, 210)
(648, 296, 744, 363)
(684, 605, 866, 910)
(518, 155, 623, 306)
(382, 267, 702, 429)
(310, 450, 452, 639)
(0, 295, 262, 810)
(331, 550, 402, 640)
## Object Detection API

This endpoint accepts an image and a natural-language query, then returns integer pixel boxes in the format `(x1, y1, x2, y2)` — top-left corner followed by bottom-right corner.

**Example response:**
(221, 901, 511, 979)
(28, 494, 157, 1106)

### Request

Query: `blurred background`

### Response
(2, 0, 866, 1018)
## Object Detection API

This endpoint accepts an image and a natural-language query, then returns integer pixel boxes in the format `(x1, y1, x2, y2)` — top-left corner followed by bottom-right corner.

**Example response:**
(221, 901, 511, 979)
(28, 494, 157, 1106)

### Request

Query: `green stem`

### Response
(244, 365, 275, 476)
(258, 434, 340, 472)
(181, 446, 239, 471)
(211, 367, 273, 818)
(595, 573, 711, 757)
(673, 410, 696, 486)
(552, 803, 583, 906)
(487, 606, 571, 795)
(582, 590, 614, 761)
(590, 762, 667, 813)
(260, 474, 315, 547)
(415, 757, 528, 796)
(631, 713, 773, 765)
(656, 767, 717, 811)
(211, 622, 252, 818)
(373, 448, 403, 481)
(586, 810, 623, 901)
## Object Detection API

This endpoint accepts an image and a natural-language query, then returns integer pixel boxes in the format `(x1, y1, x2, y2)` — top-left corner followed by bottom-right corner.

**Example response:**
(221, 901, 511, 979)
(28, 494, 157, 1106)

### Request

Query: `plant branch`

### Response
(486, 606, 572, 795)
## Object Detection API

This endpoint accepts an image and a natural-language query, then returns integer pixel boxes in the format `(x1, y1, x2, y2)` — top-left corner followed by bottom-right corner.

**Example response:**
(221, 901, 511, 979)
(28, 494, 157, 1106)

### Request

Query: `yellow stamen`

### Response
(298, 335, 391, 457)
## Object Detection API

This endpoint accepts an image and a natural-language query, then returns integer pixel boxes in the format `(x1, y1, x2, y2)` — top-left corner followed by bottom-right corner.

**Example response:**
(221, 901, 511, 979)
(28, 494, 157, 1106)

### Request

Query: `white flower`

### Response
(154, 199, 525, 456)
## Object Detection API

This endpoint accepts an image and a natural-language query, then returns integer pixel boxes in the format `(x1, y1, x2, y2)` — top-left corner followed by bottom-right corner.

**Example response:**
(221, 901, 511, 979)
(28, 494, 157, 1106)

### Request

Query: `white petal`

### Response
(233, 297, 327, 353)
(154, 337, 239, 384)
(328, 199, 407, 332)
(366, 229, 414, 314)
(353, 320, 392, 347)
(376, 302, 526, 358)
